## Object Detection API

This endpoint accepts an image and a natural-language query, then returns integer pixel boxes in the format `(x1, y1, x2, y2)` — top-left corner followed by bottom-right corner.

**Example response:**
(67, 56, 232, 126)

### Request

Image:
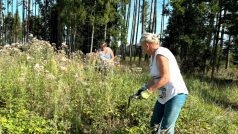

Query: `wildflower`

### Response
(74, 73, 79, 78)
(34, 63, 44, 73)
(62, 42, 67, 49)
(60, 56, 68, 62)
(131, 67, 142, 73)
(59, 66, 67, 71)
(3, 45, 10, 50)
(46, 73, 56, 80)
(26, 54, 34, 61)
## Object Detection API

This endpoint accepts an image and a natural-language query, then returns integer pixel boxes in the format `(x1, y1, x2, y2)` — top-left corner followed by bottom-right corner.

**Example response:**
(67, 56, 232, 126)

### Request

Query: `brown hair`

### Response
(100, 41, 107, 47)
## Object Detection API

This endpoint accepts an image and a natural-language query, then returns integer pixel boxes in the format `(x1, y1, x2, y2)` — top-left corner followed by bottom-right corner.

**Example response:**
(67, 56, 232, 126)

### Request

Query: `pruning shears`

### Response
(127, 89, 144, 108)
(127, 84, 148, 108)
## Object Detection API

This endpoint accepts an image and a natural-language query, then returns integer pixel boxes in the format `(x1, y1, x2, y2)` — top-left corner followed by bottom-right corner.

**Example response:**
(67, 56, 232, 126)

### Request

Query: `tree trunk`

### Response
(134, 0, 140, 62)
(11, 0, 13, 14)
(153, 0, 157, 33)
(0, 0, 2, 45)
(32, 0, 34, 16)
(129, 0, 137, 63)
(160, 0, 165, 40)
(140, 0, 146, 62)
(211, 0, 222, 82)
(126, 0, 131, 33)
(90, 23, 94, 53)
(22, 0, 25, 43)
(38, 0, 41, 17)
(35, 0, 37, 16)
(90, 0, 96, 53)
(225, 35, 231, 69)
(5, 1, 9, 44)
(216, 10, 226, 72)
(26, 0, 30, 42)
(44, 0, 48, 41)
(10, 0, 13, 44)
(4, 13, 6, 45)
(7, 0, 9, 13)
(141, 0, 145, 34)
(70, 26, 74, 51)
(104, 24, 107, 41)
(204, 10, 215, 74)
(73, 24, 76, 52)
(15, 0, 19, 43)
(149, 0, 154, 32)
(124, 0, 131, 61)
(66, 26, 71, 53)
(120, 0, 126, 61)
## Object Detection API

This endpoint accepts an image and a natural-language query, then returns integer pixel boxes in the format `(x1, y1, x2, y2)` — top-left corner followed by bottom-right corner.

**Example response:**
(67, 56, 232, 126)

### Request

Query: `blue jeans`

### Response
(150, 94, 187, 134)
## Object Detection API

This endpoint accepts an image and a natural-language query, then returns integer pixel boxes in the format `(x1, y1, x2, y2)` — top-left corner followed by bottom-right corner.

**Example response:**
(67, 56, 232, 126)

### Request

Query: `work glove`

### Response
(141, 89, 151, 99)
(132, 84, 149, 99)
(135, 84, 148, 94)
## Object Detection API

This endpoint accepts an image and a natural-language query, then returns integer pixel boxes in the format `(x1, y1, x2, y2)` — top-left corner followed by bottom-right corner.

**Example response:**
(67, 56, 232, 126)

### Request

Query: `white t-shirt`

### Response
(150, 47, 188, 104)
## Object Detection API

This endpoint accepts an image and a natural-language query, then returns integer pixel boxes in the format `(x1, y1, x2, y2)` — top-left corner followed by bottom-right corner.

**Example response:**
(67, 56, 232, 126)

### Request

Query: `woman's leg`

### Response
(150, 101, 165, 134)
(160, 94, 187, 134)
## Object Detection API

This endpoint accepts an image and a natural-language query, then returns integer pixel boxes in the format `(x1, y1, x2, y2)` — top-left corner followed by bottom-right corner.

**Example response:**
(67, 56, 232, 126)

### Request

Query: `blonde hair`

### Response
(140, 33, 159, 45)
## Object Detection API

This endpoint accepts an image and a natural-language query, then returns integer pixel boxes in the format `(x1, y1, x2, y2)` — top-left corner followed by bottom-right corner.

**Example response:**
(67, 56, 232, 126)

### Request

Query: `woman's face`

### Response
(100, 44, 106, 50)
(141, 42, 152, 55)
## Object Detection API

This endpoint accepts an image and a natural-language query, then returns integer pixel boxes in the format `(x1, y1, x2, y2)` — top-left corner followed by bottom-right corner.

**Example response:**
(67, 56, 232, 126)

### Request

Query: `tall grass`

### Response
(0, 40, 237, 133)
(177, 77, 238, 134)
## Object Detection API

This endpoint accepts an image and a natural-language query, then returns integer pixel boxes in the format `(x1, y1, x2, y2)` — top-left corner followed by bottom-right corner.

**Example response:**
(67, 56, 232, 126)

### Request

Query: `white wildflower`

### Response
(46, 73, 56, 80)
(59, 66, 67, 71)
(34, 63, 44, 72)
(75, 73, 79, 78)
(3, 44, 10, 49)
(62, 42, 67, 48)
(27, 55, 34, 61)
(60, 56, 68, 62)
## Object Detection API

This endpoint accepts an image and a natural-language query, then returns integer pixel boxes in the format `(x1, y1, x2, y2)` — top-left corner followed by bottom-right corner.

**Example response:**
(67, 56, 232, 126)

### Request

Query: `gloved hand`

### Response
(134, 84, 148, 96)
(141, 89, 152, 99)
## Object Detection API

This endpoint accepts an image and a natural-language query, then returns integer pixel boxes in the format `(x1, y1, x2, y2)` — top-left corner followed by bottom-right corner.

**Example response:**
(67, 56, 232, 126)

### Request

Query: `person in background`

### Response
(138, 33, 188, 134)
(96, 41, 115, 73)
(97, 41, 114, 62)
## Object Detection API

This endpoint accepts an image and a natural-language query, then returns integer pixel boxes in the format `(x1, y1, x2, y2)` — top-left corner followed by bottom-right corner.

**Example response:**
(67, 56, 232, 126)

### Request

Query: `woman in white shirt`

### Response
(138, 33, 188, 134)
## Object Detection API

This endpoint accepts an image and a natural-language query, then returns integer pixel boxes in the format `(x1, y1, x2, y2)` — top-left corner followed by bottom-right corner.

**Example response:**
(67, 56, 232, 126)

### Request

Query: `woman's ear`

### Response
(145, 43, 150, 50)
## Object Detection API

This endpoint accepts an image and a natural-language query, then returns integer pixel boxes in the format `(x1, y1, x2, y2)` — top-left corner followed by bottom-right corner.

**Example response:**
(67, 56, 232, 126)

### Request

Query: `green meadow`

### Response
(0, 40, 237, 133)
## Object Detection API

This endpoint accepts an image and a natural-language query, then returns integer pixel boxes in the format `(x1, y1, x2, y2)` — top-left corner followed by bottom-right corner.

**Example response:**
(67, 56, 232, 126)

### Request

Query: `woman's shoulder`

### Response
(156, 47, 165, 54)
(159, 46, 169, 51)
(107, 47, 113, 52)
(158, 47, 172, 54)
(156, 47, 174, 59)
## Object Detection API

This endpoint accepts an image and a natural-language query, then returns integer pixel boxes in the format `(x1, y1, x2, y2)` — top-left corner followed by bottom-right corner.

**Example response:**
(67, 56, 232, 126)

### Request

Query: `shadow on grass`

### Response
(200, 88, 238, 110)
(186, 74, 238, 88)
(187, 74, 238, 110)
